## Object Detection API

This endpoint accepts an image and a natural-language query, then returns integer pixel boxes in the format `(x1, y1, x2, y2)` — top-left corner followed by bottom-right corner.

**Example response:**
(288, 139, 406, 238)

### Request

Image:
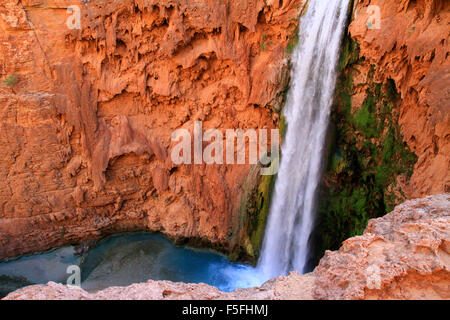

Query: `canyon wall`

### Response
(349, 0, 449, 198)
(4, 194, 449, 300)
(0, 0, 448, 266)
(0, 0, 302, 260)
(313, 0, 449, 260)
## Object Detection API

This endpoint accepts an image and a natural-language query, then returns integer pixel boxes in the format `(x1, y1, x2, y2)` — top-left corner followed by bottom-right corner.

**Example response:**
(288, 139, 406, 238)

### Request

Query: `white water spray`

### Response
(258, 0, 350, 278)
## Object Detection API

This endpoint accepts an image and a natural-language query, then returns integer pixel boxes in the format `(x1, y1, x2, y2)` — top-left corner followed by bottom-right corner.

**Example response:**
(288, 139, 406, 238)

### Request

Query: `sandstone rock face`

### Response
(0, 0, 302, 260)
(349, 0, 450, 198)
(4, 194, 449, 300)
(313, 193, 450, 300)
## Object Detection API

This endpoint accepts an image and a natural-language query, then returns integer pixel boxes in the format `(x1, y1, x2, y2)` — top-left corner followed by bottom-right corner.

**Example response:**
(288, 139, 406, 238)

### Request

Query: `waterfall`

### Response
(258, 0, 350, 278)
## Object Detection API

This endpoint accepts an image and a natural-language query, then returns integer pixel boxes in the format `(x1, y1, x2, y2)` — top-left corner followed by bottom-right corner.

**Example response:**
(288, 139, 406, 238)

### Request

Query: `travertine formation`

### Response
(0, 0, 449, 300)
(4, 194, 449, 300)
(0, 0, 302, 260)
(349, 0, 450, 198)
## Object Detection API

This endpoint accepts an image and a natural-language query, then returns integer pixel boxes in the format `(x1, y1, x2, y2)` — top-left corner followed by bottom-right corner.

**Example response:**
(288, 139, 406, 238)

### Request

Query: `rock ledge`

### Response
(4, 194, 449, 300)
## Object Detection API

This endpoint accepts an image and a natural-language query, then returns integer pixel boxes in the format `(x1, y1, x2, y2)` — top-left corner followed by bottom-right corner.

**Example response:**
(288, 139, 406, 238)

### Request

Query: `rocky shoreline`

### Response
(4, 194, 449, 300)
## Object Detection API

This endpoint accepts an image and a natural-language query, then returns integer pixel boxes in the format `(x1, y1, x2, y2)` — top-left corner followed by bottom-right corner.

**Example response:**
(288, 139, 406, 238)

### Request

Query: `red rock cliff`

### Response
(0, 0, 448, 264)
(0, 0, 302, 260)
(349, 0, 449, 197)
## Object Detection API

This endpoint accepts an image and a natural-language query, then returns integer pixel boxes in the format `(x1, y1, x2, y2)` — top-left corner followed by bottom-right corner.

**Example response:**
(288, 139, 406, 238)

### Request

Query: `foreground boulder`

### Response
(313, 193, 450, 299)
(4, 194, 449, 300)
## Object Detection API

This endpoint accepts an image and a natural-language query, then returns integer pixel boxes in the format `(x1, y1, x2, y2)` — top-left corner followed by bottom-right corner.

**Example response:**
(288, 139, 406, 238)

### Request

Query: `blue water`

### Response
(0, 233, 264, 297)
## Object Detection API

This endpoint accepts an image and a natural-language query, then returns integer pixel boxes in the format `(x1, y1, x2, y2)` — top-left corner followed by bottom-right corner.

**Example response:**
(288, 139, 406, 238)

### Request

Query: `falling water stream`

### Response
(258, 0, 350, 278)
(0, 0, 350, 296)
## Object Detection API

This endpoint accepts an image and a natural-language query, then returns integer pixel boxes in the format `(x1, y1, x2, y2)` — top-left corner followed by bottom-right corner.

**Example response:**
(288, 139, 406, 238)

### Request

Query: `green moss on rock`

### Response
(230, 107, 288, 263)
(229, 164, 276, 263)
(279, 114, 288, 140)
(311, 35, 417, 264)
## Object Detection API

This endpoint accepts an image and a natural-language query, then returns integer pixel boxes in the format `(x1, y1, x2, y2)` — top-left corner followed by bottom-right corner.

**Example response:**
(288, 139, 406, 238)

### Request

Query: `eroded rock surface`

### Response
(313, 193, 450, 300)
(1, 0, 448, 299)
(4, 194, 449, 300)
(350, 0, 450, 198)
(0, 0, 302, 260)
